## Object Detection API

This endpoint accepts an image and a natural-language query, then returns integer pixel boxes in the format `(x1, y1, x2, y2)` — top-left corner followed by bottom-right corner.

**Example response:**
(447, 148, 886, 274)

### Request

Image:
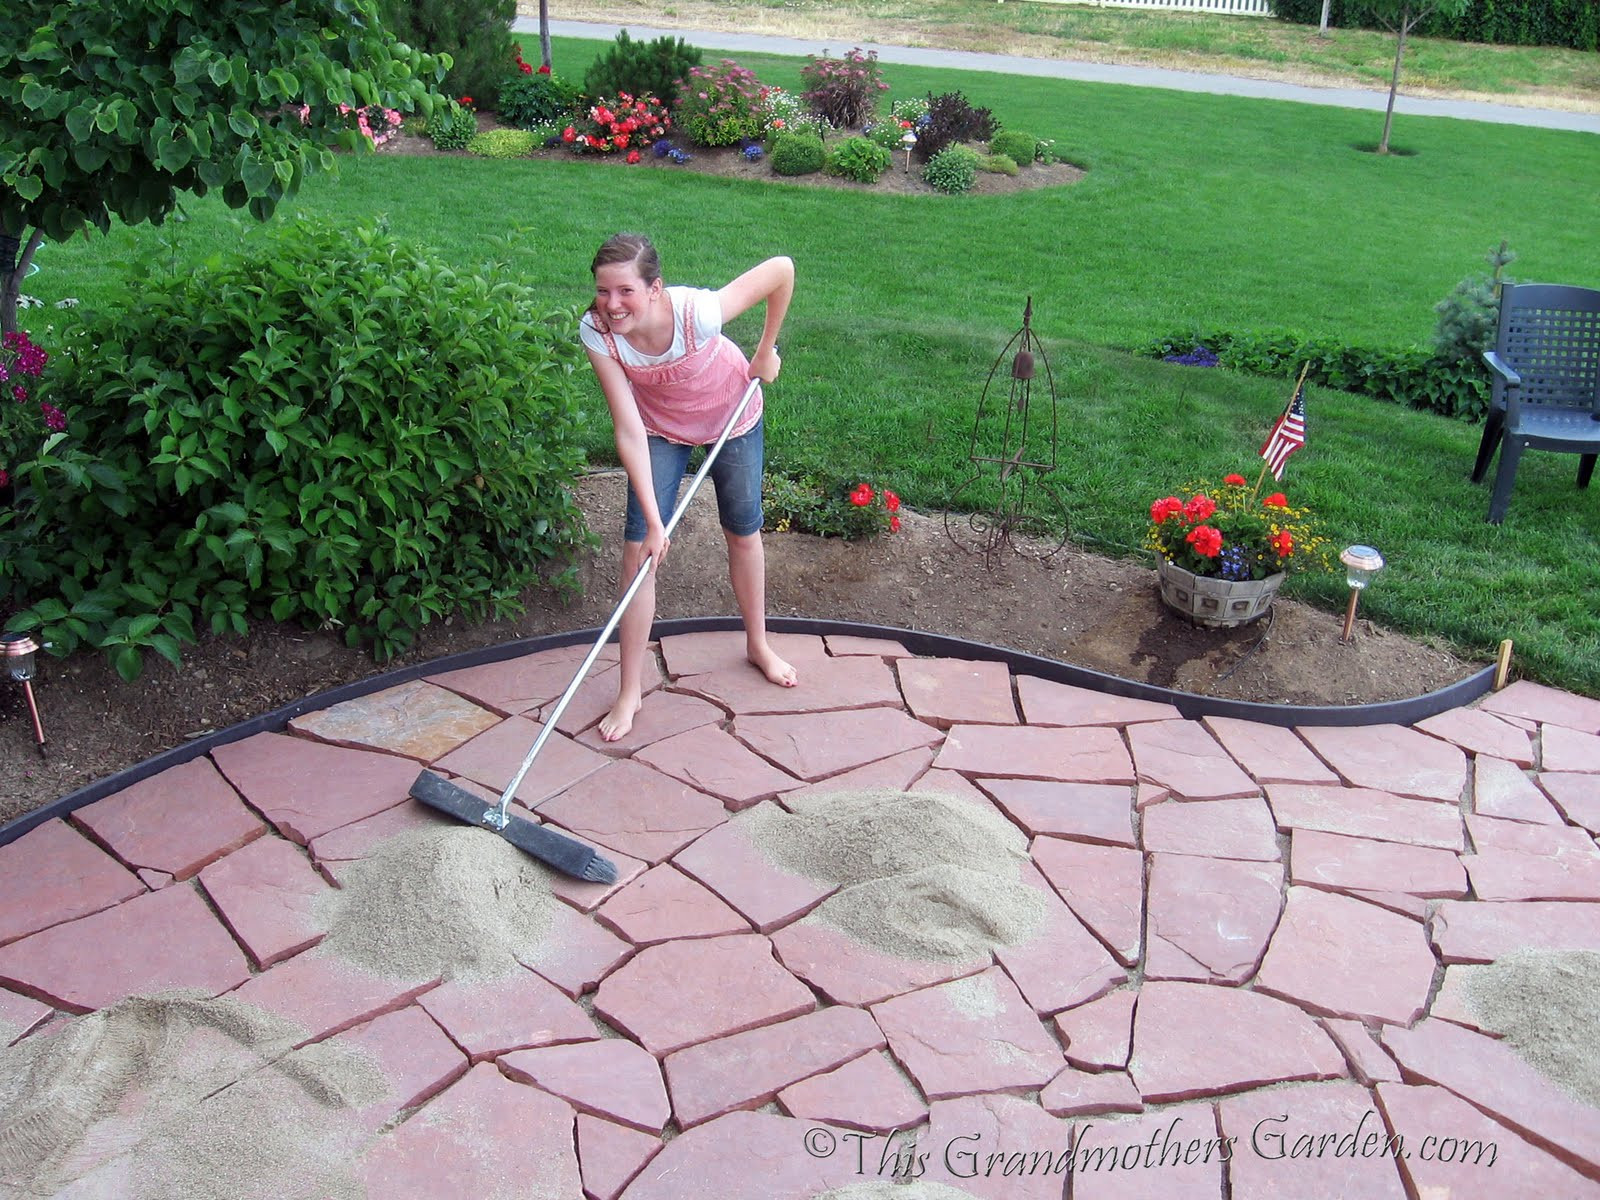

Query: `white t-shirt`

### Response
(578, 286, 723, 365)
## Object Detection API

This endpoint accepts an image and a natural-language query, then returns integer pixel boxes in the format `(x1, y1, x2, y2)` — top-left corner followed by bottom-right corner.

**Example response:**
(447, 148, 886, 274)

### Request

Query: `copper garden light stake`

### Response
(1339, 545, 1385, 643)
(1, 633, 46, 756)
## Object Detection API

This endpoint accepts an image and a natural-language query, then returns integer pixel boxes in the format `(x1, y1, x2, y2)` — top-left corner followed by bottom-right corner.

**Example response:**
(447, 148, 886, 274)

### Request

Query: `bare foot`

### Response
(748, 644, 798, 688)
(598, 693, 642, 742)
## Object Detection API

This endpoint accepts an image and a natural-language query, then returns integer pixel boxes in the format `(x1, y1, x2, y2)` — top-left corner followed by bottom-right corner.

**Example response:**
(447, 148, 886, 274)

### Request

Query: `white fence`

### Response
(1017, 0, 1274, 15)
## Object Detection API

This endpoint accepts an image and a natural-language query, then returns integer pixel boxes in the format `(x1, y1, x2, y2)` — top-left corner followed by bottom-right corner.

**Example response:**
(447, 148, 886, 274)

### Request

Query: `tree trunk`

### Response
(539, 0, 552, 69)
(1378, 4, 1411, 154)
(0, 230, 43, 338)
(1319, 0, 1333, 35)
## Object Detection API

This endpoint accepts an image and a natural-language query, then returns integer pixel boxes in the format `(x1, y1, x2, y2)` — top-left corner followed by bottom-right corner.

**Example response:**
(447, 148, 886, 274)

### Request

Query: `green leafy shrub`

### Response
(0, 220, 591, 679)
(1433, 240, 1516, 363)
(915, 91, 998, 162)
(674, 60, 774, 146)
(800, 48, 890, 128)
(467, 128, 538, 157)
(771, 131, 826, 176)
(981, 153, 1019, 176)
(826, 136, 890, 183)
(584, 29, 702, 104)
(376, 0, 517, 112)
(922, 144, 980, 194)
(498, 69, 582, 128)
(990, 129, 1038, 165)
(865, 120, 909, 151)
(764, 473, 902, 539)
(426, 99, 478, 150)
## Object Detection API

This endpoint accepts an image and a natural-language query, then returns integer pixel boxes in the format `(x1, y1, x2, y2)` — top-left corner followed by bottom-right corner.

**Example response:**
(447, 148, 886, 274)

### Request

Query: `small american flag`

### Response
(1260, 382, 1307, 480)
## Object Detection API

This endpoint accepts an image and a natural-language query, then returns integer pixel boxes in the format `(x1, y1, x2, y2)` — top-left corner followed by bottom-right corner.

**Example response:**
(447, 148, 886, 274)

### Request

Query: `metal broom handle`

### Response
(493, 376, 764, 822)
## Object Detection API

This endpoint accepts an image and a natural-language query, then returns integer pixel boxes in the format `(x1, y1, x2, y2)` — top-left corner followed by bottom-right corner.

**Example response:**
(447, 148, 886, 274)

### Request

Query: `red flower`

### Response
(883, 489, 900, 513)
(626, 149, 641, 164)
(561, 126, 576, 143)
(1271, 529, 1295, 557)
(520, 62, 532, 74)
(613, 133, 629, 148)
(1183, 494, 1216, 523)
(459, 96, 474, 106)
(1150, 496, 1183, 524)
(889, 515, 901, 533)
(537, 64, 551, 75)
(1263, 492, 1288, 509)
(1223, 473, 1247, 486)
(849, 483, 874, 507)
(1186, 525, 1223, 557)
(0, 469, 8, 488)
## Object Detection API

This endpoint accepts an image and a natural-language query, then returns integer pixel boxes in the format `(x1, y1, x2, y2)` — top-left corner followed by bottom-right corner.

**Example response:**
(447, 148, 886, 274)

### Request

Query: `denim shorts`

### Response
(623, 418, 765, 541)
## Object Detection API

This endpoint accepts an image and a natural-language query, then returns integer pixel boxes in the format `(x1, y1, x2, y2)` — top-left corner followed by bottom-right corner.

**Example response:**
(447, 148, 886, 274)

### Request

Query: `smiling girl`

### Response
(579, 233, 797, 741)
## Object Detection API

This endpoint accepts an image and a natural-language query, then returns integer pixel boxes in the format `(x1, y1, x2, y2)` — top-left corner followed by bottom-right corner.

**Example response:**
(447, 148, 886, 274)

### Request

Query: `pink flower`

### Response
(626, 149, 641, 164)
(1183, 494, 1216, 522)
(40, 402, 66, 432)
(1150, 496, 1183, 523)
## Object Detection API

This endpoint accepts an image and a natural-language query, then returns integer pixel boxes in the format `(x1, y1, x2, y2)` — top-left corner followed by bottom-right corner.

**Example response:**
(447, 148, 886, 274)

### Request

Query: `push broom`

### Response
(410, 376, 765, 884)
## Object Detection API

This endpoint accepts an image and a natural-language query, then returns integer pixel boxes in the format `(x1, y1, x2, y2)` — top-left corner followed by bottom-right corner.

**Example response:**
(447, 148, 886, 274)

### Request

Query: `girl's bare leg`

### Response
(599, 540, 654, 740)
(726, 530, 796, 687)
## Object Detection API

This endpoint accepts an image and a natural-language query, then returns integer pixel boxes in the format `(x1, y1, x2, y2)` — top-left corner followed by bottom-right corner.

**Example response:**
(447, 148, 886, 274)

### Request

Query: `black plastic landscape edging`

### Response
(0, 616, 1496, 848)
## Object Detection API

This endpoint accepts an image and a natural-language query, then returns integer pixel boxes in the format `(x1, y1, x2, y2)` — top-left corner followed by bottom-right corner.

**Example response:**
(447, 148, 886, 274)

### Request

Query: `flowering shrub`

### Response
(562, 92, 671, 154)
(800, 47, 890, 128)
(674, 60, 773, 147)
(764, 472, 901, 539)
(761, 89, 825, 139)
(499, 64, 581, 129)
(288, 103, 403, 147)
(0, 330, 62, 488)
(1147, 475, 1329, 580)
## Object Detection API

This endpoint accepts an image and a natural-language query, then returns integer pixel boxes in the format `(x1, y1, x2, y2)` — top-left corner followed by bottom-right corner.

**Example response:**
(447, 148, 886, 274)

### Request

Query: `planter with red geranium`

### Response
(1146, 474, 1328, 629)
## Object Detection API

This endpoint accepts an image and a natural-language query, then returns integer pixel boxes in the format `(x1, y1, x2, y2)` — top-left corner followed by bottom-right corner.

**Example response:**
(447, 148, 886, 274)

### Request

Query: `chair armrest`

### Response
(1482, 350, 1521, 387)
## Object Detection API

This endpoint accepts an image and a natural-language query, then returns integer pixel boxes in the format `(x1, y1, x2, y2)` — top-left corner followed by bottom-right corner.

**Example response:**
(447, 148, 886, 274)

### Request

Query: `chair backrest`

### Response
(1494, 282, 1600, 412)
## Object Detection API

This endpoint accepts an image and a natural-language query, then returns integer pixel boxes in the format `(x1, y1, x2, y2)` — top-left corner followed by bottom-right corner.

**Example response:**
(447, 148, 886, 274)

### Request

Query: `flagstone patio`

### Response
(2, 629, 1599, 1199)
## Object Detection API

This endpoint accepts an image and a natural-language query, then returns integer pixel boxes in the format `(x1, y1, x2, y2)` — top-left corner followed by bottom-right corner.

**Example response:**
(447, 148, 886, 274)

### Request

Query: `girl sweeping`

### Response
(580, 233, 797, 742)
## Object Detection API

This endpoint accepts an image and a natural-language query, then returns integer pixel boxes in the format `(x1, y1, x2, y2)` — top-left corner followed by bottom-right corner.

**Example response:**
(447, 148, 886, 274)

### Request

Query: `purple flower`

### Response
(1163, 346, 1219, 368)
(40, 403, 66, 432)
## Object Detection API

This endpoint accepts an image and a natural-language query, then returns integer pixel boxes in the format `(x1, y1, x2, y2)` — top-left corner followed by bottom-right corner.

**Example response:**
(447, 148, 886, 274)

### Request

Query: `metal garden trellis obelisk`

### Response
(945, 298, 1069, 568)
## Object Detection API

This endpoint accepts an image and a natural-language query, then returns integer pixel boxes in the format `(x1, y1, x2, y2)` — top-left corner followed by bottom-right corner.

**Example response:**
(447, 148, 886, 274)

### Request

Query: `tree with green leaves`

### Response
(375, 0, 516, 113)
(1367, 0, 1470, 154)
(0, 0, 446, 334)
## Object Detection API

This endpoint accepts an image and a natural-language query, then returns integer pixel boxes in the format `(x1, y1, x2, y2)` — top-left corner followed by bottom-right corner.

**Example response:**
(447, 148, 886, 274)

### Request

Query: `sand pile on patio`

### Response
(0, 991, 384, 1199)
(1465, 948, 1600, 1106)
(745, 788, 1044, 962)
(316, 825, 565, 982)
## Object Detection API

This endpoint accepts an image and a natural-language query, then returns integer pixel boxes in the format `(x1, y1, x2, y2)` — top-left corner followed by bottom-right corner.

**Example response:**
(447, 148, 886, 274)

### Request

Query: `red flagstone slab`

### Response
(659, 630, 831, 678)
(1129, 981, 1346, 1103)
(1202, 716, 1341, 786)
(1461, 843, 1600, 900)
(71, 757, 265, 881)
(1543, 724, 1600, 773)
(426, 642, 624, 714)
(288, 679, 500, 762)
(870, 966, 1064, 1100)
(502, 1038, 671, 1133)
(1218, 1081, 1407, 1199)
(572, 689, 724, 755)
(1471, 810, 1597, 854)
(232, 950, 436, 1041)
(306, 799, 456, 865)
(1041, 1068, 1144, 1118)
(1017, 675, 1181, 727)
(1031, 837, 1144, 967)
(197, 834, 332, 969)
(633, 724, 802, 808)
(1054, 989, 1135, 1072)
(0, 986, 52, 1046)
(536, 759, 731, 864)
(519, 903, 633, 998)
(1428, 964, 1495, 1031)
(780, 746, 937, 801)
(211, 731, 422, 845)
(672, 806, 836, 933)
(776, 1050, 928, 1133)
(1540, 772, 1600, 834)
(329, 1005, 468, 1131)
(0, 819, 145, 947)
(921, 1093, 1077, 1199)
(429, 714, 611, 809)
(1474, 755, 1563, 823)
(897, 657, 1019, 727)
(1297, 724, 1467, 803)
(137, 868, 173, 889)
(1127, 721, 1259, 800)
(675, 655, 901, 717)
(1257, 888, 1437, 1025)
(534, 665, 631, 739)
(1382, 1018, 1600, 1175)
(1479, 679, 1600, 734)
(1135, 781, 1170, 810)
(416, 965, 597, 1062)
(913, 766, 997, 803)
(979, 779, 1135, 845)
(617, 1109, 863, 1200)
(1070, 1101, 1231, 1200)
(995, 866, 1128, 1015)
(1289, 830, 1467, 900)
(1343, 888, 1431, 920)
(1141, 796, 1281, 862)
(824, 634, 914, 658)
(771, 920, 987, 1007)
(732, 707, 943, 782)
(0, 882, 248, 1014)
(1416, 707, 1535, 766)
(1378, 1082, 1600, 1200)
(1145, 853, 1283, 984)
(577, 1113, 665, 1200)
(592, 933, 815, 1056)
(932, 724, 1134, 783)
(663, 1005, 885, 1129)
(1265, 784, 1465, 851)
(593, 863, 751, 945)
(1321, 1018, 1401, 1085)
(1430, 899, 1600, 962)
(359, 1061, 581, 1198)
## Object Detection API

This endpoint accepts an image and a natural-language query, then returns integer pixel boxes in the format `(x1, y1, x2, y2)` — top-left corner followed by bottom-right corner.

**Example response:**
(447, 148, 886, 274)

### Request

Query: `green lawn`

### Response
(26, 36, 1600, 694)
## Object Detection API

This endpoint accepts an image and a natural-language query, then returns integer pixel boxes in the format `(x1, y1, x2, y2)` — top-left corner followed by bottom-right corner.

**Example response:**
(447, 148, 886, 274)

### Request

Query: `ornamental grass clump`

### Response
(1147, 475, 1330, 581)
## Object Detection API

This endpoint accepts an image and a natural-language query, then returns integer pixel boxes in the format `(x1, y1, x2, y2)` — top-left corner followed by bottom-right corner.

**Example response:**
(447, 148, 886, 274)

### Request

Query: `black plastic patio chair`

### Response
(1470, 282, 1600, 524)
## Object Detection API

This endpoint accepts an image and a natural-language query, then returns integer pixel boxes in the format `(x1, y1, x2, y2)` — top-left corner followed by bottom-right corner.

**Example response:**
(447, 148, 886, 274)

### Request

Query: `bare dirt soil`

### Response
(0, 472, 1480, 828)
